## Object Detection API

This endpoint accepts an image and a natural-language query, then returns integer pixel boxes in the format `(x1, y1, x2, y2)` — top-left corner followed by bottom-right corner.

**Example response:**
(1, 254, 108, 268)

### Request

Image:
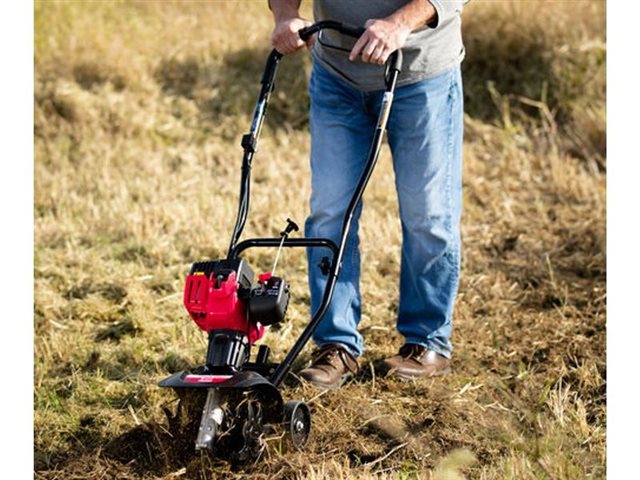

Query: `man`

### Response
(269, 0, 466, 389)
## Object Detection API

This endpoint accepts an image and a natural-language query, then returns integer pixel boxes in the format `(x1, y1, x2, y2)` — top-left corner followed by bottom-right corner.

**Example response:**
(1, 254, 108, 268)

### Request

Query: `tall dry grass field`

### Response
(34, 1, 606, 478)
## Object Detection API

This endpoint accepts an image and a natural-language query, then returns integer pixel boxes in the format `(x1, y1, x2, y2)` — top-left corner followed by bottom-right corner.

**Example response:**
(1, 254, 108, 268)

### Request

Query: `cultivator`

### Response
(159, 21, 402, 465)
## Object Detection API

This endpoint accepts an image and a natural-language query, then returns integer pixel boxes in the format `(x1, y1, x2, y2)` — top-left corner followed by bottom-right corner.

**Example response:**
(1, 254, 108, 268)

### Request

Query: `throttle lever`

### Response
(280, 218, 299, 237)
(271, 218, 299, 276)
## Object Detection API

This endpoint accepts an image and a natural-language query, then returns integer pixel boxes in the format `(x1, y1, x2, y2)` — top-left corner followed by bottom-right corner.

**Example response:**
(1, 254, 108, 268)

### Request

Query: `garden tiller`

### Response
(159, 21, 403, 465)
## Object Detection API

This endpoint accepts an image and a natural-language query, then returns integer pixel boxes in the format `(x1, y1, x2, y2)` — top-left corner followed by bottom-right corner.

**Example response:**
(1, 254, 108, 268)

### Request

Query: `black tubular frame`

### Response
(224, 22, 403, 387)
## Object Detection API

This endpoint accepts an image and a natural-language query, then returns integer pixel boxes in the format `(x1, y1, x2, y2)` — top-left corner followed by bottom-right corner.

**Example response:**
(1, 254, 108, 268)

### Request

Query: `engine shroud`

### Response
(183, 259, 264, 344)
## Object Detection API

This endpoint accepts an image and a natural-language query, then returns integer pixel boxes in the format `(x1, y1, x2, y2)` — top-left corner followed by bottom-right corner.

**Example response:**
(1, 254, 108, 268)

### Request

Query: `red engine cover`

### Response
(183, 271, 264, 344)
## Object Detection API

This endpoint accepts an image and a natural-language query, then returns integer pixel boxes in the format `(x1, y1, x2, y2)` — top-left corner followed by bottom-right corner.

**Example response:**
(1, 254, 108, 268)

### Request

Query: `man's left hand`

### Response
(349, 18, 411, 65)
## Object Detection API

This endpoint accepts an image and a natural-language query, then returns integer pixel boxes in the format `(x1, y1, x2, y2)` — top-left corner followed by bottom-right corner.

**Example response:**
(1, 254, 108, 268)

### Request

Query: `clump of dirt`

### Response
(104, 422, 178, 475)
(104, 396, 207, 476)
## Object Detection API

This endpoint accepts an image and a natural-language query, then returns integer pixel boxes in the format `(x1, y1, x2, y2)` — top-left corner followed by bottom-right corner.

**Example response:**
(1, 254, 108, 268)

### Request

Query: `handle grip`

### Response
(384, 50, 403, 89)
(299, 21, 403, 84)
(298, 21, 365, 42)
(386, 50, 403, 76)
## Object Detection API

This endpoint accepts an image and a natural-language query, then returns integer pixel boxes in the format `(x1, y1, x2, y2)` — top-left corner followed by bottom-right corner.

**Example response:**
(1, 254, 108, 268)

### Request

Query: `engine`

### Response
(183, 259, 289, 372)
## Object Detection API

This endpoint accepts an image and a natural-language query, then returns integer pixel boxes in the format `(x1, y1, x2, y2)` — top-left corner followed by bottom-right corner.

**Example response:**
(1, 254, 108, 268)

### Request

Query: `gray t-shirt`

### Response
(311, 0, 466, 91)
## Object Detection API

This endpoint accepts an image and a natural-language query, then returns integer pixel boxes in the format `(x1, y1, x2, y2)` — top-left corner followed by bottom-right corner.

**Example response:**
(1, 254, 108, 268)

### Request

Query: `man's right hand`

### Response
(271, 17, 313, 54)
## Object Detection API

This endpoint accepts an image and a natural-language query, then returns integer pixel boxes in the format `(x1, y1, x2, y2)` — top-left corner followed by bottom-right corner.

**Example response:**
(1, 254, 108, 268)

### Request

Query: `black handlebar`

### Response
(298, 21, 403, 78)
(299, 20, 365, 42)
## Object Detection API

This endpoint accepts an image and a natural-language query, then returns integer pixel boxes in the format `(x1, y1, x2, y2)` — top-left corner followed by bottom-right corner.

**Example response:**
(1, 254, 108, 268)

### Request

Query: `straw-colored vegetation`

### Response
(35, 1, 605, 478)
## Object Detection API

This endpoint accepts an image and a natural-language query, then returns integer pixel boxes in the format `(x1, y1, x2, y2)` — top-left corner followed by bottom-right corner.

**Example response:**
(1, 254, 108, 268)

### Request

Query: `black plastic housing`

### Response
(206, 329, 250, 370)
(249, 276, 290, 326)
(190, 258, 254, 289)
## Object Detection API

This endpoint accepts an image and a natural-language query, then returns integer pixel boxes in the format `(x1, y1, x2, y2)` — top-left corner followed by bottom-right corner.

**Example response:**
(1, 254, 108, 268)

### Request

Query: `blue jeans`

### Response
(305, 62, 463, 359)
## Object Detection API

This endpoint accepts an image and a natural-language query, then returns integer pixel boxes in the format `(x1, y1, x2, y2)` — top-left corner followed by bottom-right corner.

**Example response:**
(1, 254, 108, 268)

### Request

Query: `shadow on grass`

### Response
(154, 47, 311, 133)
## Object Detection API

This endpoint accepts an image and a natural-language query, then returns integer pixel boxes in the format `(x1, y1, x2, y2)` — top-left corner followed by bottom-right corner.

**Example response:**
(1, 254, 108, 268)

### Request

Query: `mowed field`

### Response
(34, 1, 606, 479)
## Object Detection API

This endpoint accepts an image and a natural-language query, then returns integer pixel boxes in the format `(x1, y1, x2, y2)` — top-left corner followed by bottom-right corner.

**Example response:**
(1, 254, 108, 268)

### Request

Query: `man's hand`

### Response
(349, 0, 437, 65)
(349, 18, 411, 65)
(271, 17, 313, 55)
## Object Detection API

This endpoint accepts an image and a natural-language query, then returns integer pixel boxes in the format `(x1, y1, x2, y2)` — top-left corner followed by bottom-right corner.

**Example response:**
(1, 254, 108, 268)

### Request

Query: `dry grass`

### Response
(34, 1, 605, 479)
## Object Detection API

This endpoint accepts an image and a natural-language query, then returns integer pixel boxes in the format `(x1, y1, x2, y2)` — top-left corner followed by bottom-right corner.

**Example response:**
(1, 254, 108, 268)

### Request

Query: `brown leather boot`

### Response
(382, 344, 451, 380)
(298, 344, 359, 389)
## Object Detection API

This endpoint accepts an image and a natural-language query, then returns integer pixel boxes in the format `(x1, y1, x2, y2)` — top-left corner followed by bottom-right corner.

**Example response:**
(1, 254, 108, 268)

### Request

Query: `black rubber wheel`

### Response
(283, 400, 311, 449)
